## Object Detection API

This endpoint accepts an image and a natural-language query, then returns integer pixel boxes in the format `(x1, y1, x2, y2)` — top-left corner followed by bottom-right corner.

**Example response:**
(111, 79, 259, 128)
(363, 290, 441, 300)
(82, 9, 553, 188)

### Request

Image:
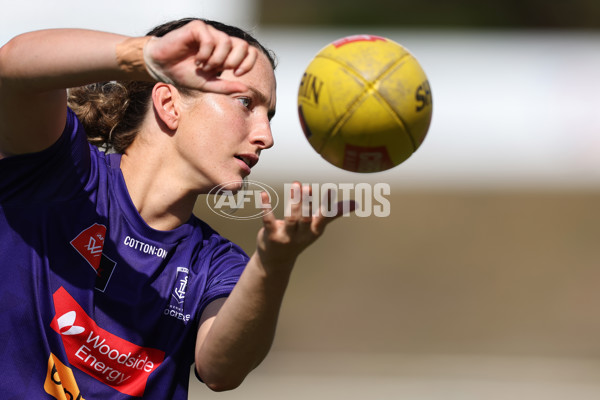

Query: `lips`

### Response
(234, 153, 259, 169)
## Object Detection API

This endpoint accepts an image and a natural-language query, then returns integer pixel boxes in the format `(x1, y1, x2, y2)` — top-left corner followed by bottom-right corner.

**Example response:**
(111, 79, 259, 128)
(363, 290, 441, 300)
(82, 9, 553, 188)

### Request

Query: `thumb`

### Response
(313, 199, 357, 233)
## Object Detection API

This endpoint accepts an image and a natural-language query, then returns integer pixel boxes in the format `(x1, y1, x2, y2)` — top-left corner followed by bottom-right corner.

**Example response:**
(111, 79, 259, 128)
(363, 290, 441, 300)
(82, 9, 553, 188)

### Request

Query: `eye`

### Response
(237, 97, 252, 109)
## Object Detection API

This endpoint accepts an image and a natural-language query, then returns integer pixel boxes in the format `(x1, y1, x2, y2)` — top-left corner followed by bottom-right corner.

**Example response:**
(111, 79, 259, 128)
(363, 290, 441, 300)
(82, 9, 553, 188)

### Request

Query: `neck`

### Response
(120, 141, 198, 231)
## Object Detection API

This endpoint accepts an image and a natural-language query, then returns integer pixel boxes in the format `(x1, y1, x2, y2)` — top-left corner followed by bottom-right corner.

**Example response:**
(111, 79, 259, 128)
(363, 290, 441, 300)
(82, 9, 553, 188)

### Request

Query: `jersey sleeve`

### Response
(195, 234, 249, 320)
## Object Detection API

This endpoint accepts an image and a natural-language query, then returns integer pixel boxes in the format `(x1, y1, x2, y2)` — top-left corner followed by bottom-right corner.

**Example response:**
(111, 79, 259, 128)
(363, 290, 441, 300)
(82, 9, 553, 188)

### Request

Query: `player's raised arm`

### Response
(0, 20, 257, 158)
(0, 29, 128, 157)
(195, 184, 356, 391)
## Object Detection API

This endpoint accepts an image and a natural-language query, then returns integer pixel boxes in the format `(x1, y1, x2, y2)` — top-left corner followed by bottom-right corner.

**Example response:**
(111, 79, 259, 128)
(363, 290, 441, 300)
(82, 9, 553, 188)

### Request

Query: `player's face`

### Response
(176, 51, 276, 193)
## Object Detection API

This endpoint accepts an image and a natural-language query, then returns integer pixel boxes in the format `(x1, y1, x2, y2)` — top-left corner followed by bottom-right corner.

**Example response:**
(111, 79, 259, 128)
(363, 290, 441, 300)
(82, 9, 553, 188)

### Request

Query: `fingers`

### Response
(257, 184, 356, 265)
(262, 183, 357, 239)
(286, 183, 312, 221)
(145, 20, 259, 90)
(285, 183, 358, 238)
(282, 182, 311, 232)
(260, 191, 277, 232)
(191, 23, 220, 67)
(188, 21, 257, 75)
(204, 36, 256, 76)
(232, 46, 258, 76)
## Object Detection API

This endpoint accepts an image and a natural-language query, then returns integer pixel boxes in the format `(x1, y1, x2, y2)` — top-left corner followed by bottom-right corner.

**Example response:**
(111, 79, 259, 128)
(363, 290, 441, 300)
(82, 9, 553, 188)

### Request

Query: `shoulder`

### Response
(187, 217, 250, 269)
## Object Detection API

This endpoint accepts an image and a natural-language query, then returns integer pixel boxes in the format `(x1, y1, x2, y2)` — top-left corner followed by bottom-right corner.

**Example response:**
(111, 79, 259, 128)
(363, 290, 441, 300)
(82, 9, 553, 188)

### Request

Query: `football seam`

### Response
(315, 53, 416, 152)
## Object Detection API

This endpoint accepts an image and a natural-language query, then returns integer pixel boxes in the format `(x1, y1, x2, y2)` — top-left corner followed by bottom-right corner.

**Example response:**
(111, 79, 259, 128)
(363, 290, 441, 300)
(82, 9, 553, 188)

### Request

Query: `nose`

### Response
(250, 116, 274, 150)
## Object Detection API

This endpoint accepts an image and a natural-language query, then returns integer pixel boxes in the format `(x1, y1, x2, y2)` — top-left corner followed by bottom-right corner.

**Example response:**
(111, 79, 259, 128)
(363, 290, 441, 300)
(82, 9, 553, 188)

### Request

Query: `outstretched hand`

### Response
(143, 20, 257, 93)
(256, 182, 356, 270)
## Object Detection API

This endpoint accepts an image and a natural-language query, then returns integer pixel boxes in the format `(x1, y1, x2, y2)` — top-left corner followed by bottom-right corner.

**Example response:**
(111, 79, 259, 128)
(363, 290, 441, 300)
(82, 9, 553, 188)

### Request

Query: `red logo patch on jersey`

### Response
(71, 223, 106, 271)
(71, 223, 116, 292)
(50, 287, 165, 397)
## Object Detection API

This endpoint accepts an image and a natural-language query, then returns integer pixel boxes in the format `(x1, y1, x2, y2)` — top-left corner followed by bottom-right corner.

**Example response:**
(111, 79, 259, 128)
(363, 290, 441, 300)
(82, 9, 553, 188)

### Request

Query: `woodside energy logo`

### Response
(50, 287, 165, 397)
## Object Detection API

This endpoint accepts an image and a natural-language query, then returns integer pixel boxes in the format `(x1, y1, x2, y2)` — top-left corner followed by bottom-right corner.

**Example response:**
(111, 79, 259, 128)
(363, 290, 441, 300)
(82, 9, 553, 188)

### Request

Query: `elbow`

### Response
(196, 366, 246, 392)
(0, 37, 19, 77)
(0, 41, 11, 84)
(205, 380, 243, 393)
(0, 36, 27, 87)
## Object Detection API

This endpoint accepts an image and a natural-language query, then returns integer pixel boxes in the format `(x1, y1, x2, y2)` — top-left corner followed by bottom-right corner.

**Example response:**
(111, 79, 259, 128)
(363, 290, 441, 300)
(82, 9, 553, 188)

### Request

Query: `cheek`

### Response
(194, 96, 227, 125)
(199, 97, 246, 134)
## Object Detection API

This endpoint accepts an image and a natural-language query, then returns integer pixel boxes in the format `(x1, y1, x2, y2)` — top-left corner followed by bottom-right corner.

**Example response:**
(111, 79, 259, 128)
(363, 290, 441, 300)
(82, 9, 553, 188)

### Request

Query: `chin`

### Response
(216, 178, 246, 193)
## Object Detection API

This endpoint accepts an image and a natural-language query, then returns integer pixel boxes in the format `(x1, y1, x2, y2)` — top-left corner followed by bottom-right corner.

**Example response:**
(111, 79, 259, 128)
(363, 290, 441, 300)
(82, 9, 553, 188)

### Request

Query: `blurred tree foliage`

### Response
(258, 0, 600, 29)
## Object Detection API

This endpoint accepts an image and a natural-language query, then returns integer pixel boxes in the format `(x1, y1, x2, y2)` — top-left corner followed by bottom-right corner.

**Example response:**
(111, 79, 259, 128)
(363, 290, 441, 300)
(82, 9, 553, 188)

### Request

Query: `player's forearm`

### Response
(195, 252, 294, 391)
(0, 29, 143, 92)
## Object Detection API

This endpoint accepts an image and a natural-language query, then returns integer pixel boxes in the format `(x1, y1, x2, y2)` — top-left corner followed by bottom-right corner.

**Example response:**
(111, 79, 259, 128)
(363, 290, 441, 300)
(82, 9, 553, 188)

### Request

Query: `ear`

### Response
(151, 83, 180, 131)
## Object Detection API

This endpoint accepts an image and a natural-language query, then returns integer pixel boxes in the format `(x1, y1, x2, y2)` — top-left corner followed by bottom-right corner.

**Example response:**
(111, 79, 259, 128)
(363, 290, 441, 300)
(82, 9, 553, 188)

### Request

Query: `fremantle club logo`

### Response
(164, 267, 191, 323)
(172, 267, 188, 304)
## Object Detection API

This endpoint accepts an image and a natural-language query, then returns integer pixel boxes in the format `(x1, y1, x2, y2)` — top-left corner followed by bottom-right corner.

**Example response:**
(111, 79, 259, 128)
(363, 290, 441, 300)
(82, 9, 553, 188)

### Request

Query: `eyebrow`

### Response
(248, 86, 276, 121)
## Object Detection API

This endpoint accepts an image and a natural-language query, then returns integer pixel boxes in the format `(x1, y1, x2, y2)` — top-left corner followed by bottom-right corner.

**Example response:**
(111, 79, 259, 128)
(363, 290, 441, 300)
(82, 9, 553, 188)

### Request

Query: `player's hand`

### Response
(256, 182, 356, 270)
(143, 20, 258, 93)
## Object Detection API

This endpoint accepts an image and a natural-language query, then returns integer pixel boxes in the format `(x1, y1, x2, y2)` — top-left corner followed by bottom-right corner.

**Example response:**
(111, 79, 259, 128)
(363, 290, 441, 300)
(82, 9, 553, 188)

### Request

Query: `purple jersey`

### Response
(0, 108, 248, 399)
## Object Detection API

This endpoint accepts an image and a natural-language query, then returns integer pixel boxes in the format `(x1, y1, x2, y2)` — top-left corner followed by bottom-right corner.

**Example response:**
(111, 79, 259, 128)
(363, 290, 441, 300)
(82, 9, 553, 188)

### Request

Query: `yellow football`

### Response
(297, 35, 433, 173)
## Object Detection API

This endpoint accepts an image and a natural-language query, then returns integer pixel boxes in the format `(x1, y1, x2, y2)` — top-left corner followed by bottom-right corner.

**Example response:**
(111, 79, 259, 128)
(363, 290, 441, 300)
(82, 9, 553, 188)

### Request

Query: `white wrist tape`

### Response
(142, 37, 175, 85)
(115, 36, 174, 85)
